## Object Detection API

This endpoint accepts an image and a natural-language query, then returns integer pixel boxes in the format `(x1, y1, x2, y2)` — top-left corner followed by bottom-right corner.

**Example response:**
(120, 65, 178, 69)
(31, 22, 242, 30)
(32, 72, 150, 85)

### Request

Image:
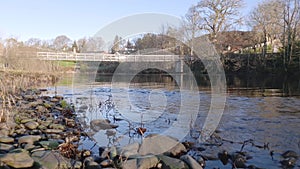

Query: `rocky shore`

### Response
(0, 88, 206, 169)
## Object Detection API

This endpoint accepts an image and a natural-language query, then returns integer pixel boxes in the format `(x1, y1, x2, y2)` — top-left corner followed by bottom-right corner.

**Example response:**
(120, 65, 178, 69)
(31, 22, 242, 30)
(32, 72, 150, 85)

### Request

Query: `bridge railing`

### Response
(37, 52, 180, 62)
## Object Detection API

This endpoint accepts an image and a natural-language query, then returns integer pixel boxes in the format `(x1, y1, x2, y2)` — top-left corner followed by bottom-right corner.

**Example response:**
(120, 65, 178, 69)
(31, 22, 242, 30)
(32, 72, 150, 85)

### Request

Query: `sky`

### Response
(0, 0, 262, 42)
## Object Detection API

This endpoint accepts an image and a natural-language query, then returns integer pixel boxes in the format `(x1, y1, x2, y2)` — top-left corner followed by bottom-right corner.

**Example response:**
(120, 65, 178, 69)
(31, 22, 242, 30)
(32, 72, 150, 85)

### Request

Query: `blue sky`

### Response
(0, 0, 261, 41)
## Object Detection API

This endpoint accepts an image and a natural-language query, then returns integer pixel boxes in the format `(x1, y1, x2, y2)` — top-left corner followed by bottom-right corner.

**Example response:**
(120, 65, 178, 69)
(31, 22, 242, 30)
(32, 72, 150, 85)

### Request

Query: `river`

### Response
(46, 73, 300, 168)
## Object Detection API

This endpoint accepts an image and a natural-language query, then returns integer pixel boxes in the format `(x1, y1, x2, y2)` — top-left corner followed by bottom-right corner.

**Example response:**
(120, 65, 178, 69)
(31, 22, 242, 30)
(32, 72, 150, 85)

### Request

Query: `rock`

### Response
(18, 135, 41, 145)
(100, 159, 113, 167)
(0, 151, 34, 168)
(79, 105, 88, 110)
(194, 155, 206, 168)
(109, 146, 117, 159)
(122, 159, 137, 169)
(90, 119, 118, 131)
(137, 155, 159, 169)
(39, 140, 60, 150)
(54, 106, 63, 112)
(20, 118, 35, 124)
(14, 128, 27, 135)
(23, 144, 36, 151)
(40, 120, 52, 127)
(218, 150, 229, 165)
(31, 150, 71, 169)
(44, 129, 63, 134)
(36, 105, 48, 113)
(38, 125, 47, 130)
(25, 121, 39, 130)
(73, 161, 82, 169)
(282, 150, 298, 159)
(24, 95, 35, 101)
(180, 155, 203, 169)
(231, 153, 247, 168)
(280, 157, 297, 168)
(0, 143, 14, 151)
(165, 142, 187, 157)
(86, 161, 101, 169)
(118, 142, 140, 158)
(50, 98, 60, 103)
(43, 103, 52, 109)
(157, 155, 189, 169)
(139, 134, 185, 156)
(0, 129, 9, 136)
(49, 123, 65, 130)
(0, 137, 14, 143)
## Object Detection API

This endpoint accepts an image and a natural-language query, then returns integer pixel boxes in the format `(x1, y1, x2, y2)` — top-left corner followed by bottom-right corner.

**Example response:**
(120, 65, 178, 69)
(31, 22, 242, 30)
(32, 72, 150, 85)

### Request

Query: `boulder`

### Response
(117, 142, 140, 158)
(180, 155, 203, 169)
(139, 134, 186, 156)
(121, 159, 137, 169)
(158, 155, 189, 169)
(31, 150, 71, 169)
(137, 155, 159, 169)
(90, 119, 118, 131)
(0, 151, 34, 168)
(18, 135, 41, 145)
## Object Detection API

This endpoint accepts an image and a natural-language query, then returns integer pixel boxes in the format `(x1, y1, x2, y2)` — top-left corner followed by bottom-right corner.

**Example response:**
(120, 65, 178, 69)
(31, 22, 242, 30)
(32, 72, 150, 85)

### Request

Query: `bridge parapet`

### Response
(37, 52, 180, 62)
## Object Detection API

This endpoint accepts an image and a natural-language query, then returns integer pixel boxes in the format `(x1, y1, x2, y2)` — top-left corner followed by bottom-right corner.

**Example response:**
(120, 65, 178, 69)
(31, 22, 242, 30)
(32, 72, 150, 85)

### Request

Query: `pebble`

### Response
(0, 137, 14, 143)
(24, 121, 39, 130)
(0, 143, 15, 151)
(18, 135, 42, 145)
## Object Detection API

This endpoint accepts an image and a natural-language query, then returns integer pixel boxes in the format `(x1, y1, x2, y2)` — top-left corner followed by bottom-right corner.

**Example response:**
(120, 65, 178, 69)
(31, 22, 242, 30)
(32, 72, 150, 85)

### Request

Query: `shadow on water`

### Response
(96, 72, 300, 97)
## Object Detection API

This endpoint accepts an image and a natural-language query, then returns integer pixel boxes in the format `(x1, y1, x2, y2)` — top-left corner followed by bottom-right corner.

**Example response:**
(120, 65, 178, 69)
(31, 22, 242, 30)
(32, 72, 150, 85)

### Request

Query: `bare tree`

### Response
(25, 38, 41, 47)
(77, 37, 87, 53)
(182, 5, 202, 55)
(195, 0, 244, 41)
(53, 35, 71, 51)
(249, 0, 283, 57)
(281, 0, 300, 66)
(85, 37, 104, 52)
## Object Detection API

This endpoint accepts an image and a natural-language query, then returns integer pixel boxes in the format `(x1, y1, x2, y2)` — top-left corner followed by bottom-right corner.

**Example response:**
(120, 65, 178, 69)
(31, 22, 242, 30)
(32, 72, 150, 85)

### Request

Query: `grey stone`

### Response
(44, 129, 63, 134)
(137, 155, 159, 169)
(31, 150, 71, 169)
(90, 119, 118, 131)
(18, 135, 42, 145)
(122, 159, 137, 169)
(36, 105, 48, 113)
(86, 161, 101, 169)
(0, 151, 34, 168)
(39, 140, 60, 150)
(0, 137, 14, 143)
(20, 118, 35, 124)
(25, 121, 39, 130)
(166, 142, 187, 157)
(0, 129, 9, 136)
(100, 159, 113, 167)
(180, 155, 203, 169)
(49, 123, 65, 130)
(118, 142, 140, 158)
(139, 134, 185, 156)
(158, 155, 189, 169)
(0, 143, 14, 151)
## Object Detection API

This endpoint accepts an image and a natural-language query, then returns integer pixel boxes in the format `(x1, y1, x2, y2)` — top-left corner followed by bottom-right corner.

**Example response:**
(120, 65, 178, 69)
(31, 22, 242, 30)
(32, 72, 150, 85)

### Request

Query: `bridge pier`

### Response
(175, 60, 184, 73)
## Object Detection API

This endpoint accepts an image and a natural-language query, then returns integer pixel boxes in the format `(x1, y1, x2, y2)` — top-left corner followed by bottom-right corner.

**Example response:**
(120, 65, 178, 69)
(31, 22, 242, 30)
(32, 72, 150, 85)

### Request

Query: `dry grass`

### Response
(0, 70, 58, 123)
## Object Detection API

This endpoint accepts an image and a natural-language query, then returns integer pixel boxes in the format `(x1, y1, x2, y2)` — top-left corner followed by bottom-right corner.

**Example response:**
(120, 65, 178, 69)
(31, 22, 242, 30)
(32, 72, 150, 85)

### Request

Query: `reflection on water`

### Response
(51, 73, 300, 168)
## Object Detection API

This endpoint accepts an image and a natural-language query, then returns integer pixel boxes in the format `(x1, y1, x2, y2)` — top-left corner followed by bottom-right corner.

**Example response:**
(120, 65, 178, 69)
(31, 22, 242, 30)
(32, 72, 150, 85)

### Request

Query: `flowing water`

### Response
(46, 73, 300, 168)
